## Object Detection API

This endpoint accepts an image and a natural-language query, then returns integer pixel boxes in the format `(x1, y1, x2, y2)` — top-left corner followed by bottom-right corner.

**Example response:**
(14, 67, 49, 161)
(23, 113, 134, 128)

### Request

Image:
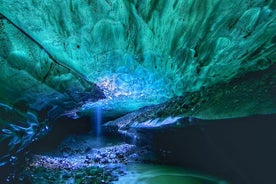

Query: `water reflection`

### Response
(114, 163, 229, 184)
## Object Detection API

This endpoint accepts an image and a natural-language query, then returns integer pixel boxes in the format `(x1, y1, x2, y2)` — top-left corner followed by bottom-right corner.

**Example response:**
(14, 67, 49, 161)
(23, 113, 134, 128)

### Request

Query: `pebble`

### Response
(86, 154, 92, 160)
(62, 173, 71, 178)
(22, 137, 153, 184)
(110, 154, 116, 159)
(75, 173, 83, 178)
(85, 147, 91, 153)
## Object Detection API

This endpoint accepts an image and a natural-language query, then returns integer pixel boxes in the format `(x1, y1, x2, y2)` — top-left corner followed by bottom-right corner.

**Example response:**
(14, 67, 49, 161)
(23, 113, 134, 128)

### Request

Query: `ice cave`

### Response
(0, 0, 275, 183)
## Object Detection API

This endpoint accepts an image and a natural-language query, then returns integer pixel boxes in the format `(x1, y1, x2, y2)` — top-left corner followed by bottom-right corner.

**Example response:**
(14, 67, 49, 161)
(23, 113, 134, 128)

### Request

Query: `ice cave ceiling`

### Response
(0, 0, 276, 168)
(0, 0, 275, 126)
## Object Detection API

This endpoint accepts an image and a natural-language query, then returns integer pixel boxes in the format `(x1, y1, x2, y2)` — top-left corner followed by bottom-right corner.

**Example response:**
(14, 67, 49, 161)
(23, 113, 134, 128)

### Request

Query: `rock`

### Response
(129, 153, 138, 161)
(109, 154, 116, 159)
(75, 172, 83, 179)
(86, 154, 92, 160)
(62, 173, 71, 179)
(100, 152, 107, 157)
(101, 158, 108, 164)
(93, 155, 101, 163)
(85, 147, 91, 153)
(89, 168, 98, 175)
(63, 153, 69, 158)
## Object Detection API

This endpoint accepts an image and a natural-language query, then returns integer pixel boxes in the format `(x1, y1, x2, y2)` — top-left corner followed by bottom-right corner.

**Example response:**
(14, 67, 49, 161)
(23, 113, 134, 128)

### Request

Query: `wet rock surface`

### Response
(16, 133, 155, 184)
(30, 144, 138, 169)
(18, 166, 118, 184)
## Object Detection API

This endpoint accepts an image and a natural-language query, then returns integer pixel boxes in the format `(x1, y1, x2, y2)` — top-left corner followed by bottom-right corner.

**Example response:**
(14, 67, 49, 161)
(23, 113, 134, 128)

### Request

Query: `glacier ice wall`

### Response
(0, 1, 275, 165)
(0, 0, 275, 118)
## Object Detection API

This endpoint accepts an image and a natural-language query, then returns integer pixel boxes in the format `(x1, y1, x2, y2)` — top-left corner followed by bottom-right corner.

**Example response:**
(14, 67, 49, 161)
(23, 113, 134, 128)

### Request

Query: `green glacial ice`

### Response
(0, 0, 275, 183)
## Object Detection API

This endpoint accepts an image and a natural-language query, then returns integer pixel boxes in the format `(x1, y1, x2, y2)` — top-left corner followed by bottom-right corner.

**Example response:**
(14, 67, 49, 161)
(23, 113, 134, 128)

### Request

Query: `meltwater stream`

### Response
(93, 106, 102, 137)
(114, 163, 229, 184)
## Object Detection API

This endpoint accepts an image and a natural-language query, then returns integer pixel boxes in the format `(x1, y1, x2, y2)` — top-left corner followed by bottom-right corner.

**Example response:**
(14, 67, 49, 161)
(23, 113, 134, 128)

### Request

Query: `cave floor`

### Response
(17, 133, 229, 184)
(19, 133, 154, 184)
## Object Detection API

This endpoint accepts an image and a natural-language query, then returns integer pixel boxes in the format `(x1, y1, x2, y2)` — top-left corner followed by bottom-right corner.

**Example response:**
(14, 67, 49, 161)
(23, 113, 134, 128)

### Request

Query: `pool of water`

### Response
(114, 163, 229, 184)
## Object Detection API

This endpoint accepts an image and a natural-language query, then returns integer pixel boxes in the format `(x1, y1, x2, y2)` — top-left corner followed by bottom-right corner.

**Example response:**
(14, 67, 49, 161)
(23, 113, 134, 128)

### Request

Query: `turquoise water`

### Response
(114, 163, 229, 184)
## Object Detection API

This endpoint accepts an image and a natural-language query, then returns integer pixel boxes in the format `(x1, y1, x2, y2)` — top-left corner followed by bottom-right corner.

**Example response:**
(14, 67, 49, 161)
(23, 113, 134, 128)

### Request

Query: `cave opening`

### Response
(0, 0, 276, 184)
